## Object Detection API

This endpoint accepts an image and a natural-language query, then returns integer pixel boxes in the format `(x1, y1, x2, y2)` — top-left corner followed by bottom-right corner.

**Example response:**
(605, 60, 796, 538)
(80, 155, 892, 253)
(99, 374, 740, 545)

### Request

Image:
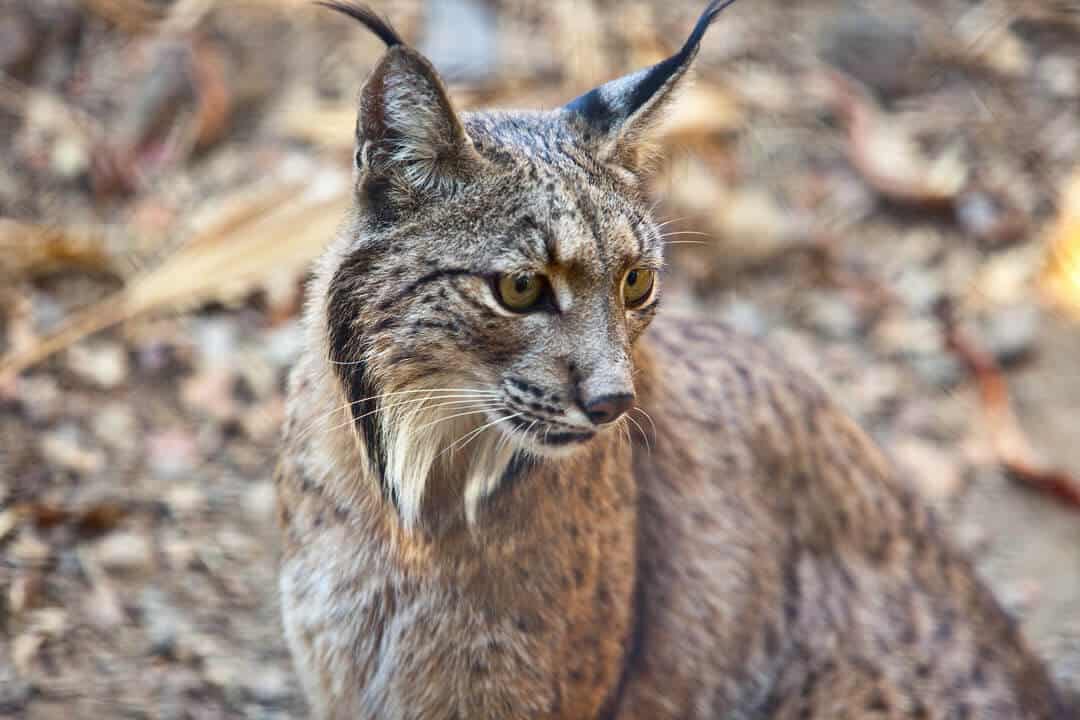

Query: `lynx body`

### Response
(277, 3, 1067, 717)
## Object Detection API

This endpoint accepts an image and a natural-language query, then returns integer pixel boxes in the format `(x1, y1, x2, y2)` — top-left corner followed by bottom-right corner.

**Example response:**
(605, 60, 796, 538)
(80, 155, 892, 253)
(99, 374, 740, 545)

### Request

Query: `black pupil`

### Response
(627, 270, 639, 287)
(515, 276, 530, 293)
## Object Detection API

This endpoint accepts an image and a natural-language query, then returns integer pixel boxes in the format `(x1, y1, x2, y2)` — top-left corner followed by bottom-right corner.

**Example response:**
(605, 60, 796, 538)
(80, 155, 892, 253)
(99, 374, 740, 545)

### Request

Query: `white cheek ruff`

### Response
(379, 398, 520, 530)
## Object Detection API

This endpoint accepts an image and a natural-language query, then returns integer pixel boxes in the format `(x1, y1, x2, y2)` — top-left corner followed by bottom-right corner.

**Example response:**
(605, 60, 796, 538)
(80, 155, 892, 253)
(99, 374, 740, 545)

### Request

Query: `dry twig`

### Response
(937, 299, 1080, 509)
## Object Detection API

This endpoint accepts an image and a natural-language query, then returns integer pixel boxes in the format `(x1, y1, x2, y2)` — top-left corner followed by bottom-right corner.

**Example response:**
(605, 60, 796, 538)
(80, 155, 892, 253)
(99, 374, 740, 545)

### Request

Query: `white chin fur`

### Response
(377, 400, 598, 529)
(381, 403, 520, 530)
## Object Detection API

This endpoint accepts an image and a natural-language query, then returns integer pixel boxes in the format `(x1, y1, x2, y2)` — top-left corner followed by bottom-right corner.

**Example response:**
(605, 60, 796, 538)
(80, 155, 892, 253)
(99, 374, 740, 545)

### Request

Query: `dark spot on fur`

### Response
(934, 613, 954, 642)
(515, 613, 544, 635)
(370, 316, 397, 333)
(801, 669, 819, 699)
(971, 663, 986, 688)
(866, 690, 889, 712)
(783, 558, 801, 625)
(763, 623, 780, 655)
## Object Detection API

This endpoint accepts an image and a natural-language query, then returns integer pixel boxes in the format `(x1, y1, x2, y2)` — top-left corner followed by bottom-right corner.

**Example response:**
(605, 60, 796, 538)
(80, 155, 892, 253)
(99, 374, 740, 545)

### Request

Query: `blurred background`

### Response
(2, 0, 1080, 716)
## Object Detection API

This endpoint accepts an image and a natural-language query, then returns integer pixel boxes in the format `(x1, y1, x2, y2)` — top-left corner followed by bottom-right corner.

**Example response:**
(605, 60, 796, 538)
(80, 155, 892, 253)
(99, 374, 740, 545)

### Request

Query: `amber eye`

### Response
(496, 273, 545, 312)
(622, 268, 655, 307)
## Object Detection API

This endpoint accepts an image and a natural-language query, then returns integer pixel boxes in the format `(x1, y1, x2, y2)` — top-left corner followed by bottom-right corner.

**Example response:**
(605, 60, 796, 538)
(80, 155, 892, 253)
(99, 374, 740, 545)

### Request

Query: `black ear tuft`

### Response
(565, 0, 738, 169)
(314, 1, 405, 48)
(319, 0, 483, 202)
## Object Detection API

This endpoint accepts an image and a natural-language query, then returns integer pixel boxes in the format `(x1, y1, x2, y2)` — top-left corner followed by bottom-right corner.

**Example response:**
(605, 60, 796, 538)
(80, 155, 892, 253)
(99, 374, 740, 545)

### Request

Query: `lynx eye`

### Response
(495, 273, 545, 312)
(622, 268, 655, 308)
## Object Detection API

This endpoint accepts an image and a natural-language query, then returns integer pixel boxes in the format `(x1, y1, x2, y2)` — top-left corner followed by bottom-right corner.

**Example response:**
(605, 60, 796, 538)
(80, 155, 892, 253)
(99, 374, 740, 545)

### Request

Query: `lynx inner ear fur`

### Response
(564, 0, 738, 172)
(317, 2, 483, 197)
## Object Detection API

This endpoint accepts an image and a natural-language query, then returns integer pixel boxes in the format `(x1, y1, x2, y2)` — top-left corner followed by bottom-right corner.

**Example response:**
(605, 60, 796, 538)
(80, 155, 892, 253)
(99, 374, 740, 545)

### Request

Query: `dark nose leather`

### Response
(583, 393, 635, 426)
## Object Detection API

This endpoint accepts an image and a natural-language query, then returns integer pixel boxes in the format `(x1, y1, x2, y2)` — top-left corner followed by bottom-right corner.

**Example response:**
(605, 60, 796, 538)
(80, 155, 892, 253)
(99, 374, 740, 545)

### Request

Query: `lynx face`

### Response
(318, 1, 727, 526)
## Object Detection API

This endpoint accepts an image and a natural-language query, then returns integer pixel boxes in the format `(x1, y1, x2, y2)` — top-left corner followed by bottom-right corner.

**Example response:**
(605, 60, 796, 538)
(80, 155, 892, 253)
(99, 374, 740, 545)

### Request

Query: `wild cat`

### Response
(275, 1, 1069, 718)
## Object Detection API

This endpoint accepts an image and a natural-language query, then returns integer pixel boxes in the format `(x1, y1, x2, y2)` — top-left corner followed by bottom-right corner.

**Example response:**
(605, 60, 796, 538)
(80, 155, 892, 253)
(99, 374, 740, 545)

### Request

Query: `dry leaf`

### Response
(0, 169, 349, 376)
(0, 219, 111, 277)
(938, 301, 1080, 510)
(825, 71, 968, 206)
(17, 501, 129, 538)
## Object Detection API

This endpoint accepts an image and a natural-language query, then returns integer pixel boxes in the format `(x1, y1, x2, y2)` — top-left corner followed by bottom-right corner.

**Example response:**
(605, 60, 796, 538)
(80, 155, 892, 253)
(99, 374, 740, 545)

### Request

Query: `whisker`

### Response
(412, 403, 504, 434)
(295, 388, 498, 436)
(617, 416, 632, 449)
(444, 412, 524, 458)
(496, 416, 533, 456)
(309, 398, 501, 445)
(663, 240, 709, 246)
(653, 216, 691, 231)
(291, 384, 496, 425)
(350, 387, 499, 403)
(358, 395, 496, 422)
(632, 407, 658, 441)
(626, 413, 652, 455)
(494, 425, 512, 456)
(659, 230, 711, 238)
(293, 393, 498, 444)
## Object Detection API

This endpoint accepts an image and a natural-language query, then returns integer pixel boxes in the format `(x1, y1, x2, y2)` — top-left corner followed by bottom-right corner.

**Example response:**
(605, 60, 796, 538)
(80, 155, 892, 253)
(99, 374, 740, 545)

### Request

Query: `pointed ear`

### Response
(317, 2, 482, 201)
(564, 0, 737, 173)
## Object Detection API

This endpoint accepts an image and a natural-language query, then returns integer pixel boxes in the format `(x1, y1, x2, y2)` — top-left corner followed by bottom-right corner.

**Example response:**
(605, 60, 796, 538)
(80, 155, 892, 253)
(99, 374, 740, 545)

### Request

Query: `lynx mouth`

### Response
(538, 430, 595, 446)
(504, 414, 595, 449)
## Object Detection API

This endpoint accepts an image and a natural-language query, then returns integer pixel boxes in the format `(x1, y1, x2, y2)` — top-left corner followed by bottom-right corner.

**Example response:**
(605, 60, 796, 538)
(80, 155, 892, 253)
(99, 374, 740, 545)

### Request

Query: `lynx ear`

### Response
(318, 2, 481, 200)
(564, 0, 737, 173)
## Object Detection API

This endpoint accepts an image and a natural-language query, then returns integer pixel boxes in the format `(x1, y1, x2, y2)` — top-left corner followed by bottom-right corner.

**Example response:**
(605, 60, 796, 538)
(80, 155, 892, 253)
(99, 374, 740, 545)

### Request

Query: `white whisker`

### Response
(653, 216, 691, 230)
(659, 230, 711, 238)
(626, 412, 652, 455)
(632, 407, 658, 441)
(617, 417, 632, 449)
(305, 398, 496, 445)
(413, 404, 503, 434)
(445, 412, 524, 458)
(350, 387, 499, 403)
(293, 392, 499, 444)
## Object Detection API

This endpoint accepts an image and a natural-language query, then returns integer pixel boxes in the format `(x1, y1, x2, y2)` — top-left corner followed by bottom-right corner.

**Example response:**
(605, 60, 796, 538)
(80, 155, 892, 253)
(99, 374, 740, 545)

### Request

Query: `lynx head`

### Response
(316, 1, 734, 528)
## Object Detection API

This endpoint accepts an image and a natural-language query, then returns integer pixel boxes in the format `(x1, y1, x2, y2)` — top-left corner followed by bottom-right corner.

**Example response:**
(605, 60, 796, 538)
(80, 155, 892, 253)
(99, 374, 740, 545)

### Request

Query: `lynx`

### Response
(276, 2, 1068, 718)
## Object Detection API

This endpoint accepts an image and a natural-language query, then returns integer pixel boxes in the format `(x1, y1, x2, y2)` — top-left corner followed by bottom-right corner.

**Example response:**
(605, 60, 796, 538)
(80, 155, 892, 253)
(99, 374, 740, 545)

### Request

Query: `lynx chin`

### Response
(276, 2, 1069, 718)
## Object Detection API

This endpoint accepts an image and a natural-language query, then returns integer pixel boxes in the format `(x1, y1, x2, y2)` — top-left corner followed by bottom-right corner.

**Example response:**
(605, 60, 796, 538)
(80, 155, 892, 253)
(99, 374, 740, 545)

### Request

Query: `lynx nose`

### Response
(583, 393, 635, 426)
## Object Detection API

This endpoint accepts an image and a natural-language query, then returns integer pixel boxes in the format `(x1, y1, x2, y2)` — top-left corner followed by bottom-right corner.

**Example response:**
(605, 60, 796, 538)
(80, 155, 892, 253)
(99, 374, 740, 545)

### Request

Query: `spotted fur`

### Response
(277, 3, 1068, 718)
